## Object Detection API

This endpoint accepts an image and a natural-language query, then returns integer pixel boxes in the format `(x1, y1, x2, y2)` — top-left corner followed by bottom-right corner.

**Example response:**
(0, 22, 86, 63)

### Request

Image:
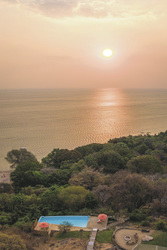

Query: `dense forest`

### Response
(1, 131, 167, 247)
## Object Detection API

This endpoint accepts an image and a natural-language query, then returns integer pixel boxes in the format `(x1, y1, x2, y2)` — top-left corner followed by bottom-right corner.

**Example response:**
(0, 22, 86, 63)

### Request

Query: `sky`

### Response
(0, 0, 167, 89)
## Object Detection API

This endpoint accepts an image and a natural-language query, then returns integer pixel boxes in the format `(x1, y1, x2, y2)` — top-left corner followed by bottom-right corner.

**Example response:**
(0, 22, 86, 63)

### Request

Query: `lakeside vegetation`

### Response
(1, 131, 167, 248)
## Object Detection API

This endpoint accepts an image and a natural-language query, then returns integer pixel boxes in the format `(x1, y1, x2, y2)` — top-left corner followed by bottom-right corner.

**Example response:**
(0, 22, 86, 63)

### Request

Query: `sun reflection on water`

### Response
(91, 88, 131, 139)
(97, 88, 122, 107)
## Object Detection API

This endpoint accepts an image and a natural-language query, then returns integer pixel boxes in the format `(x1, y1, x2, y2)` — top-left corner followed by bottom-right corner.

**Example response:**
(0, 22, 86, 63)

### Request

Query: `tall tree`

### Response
(10, 161, 43, 191)
(5, 148, 37, 169)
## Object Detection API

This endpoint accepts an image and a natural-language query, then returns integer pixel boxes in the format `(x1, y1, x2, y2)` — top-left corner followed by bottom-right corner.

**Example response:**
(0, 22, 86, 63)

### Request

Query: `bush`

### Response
(0, 232, 26, 250)
(58, 221, 73, 233)
(129, 209, 147, 222)
(0, 215, 11, 225)
(14, 216, 33, 232)
(141, 220, 150, 227)
(155, 220, 166, 230)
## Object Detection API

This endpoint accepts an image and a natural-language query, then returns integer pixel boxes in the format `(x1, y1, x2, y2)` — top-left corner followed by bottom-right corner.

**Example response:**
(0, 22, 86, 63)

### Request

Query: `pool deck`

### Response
(34, 216, 108, 234)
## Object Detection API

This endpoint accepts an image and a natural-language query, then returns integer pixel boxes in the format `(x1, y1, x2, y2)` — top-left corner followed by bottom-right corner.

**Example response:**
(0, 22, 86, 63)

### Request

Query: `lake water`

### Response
(0, 88, 167, 171)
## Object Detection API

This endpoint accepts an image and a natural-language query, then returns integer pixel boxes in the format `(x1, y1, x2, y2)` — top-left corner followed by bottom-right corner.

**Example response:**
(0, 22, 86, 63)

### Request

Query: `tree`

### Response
(135, 143, 149, 155)
(47, 169, 71, 186)
(127, 155, 162, 174)
(109, 173, 154, 211)
(75, 143, 103, 157)
(10, 161, 43, 191)
(85, 192, 99, 209)
(42, 148, 82, 168)
(113, 142, 131, 156)
(58, 186, 89, 211)
(97, 150, 125, 173)
(93, 185, 113, 206)
(40, 185, 62, 213)
(68, 167, 105, 190)
(5, 148, 37, 169)
(93, 171, 154, 212)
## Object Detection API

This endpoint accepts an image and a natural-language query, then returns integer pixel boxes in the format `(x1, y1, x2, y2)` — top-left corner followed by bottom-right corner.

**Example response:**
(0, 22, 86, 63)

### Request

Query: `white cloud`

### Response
(2, 0, 167, 19)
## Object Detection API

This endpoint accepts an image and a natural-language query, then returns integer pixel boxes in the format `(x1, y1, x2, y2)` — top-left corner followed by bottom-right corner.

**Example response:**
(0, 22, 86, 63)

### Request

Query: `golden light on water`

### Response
(102, 49, 113, 58)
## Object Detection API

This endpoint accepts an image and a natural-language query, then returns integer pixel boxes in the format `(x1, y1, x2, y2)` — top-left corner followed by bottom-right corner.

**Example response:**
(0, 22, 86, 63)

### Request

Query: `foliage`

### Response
(70, 159, 86, 173)
(141, 220, 150, 227)
(40, 185, 62, 214)
(42, 148, 82, 168)
(58, 186, 89, 211)
(2, 131, 167, 228)
(0, 215, 11, 225)
(5, 148, 37, 169)
(58, 221, 73, 233)
(127, 155, 162, 174)
(47, 169, 71, 186)
(14, 220, 33, 233)
(21, 185, 47, 196)
(96, 150, 125, 173)
(0, 183, 12, 194)
(68, 167, 105, 190)
(93, 171, 153, 211)
(129, 209, 148, 222)
(155, 220, 167, 230)
(0, 232, 27, 250)
(135, 143, 149, 155)
(10, 161, 43, 191)
(85, 192, 99, 209)
(75, 143, 103, 157)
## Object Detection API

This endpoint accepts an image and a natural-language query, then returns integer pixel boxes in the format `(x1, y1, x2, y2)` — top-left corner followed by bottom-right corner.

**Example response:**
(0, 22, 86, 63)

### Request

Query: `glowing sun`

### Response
(102, 48, 113, 58)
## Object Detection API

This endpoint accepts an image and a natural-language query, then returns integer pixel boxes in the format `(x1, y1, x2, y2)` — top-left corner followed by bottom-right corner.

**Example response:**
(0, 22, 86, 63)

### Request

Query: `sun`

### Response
(102, 48, 113, 58)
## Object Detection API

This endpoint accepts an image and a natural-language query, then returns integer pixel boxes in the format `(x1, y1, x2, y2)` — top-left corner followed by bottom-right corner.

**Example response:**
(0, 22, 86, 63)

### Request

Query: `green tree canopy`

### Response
(97, 150, 125, 173)
(127, 155, 162, 174)
(75, 143, 103, 157)
(40, 185, 63, 213)
(5, 148, 37, 169)
(68, 167, 105, 190)
(58, 186, 89, 211)
(42, 148, 82, 168)
(10, 161, 43, 191)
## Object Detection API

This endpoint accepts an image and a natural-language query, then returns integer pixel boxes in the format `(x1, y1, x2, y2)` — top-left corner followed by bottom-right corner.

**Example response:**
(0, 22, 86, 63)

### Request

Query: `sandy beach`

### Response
(0, 171, 11, 184)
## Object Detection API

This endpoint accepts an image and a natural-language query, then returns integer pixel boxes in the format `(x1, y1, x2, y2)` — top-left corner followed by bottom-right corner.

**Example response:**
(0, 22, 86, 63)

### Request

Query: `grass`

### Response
(96, 229, 114, 243)
(54, 231, 90, 240)
(142, 231, 167, 247)
(54, 228, 114, 244)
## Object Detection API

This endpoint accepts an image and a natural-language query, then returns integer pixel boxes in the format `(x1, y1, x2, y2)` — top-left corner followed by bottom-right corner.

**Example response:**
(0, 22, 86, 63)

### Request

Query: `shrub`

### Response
(14, 216, 33, 232)
(129, 209, 147, 222)
(0, 232, 26, 250)
(141, 220, 150, 227)
(0, 215, 11, 225)
(155, 220, 166, 230)
(58, 221, 73, 233)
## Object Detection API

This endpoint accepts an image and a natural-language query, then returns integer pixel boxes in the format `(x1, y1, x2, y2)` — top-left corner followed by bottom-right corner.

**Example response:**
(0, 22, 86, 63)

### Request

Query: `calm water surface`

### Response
(0, 88, 167, 170)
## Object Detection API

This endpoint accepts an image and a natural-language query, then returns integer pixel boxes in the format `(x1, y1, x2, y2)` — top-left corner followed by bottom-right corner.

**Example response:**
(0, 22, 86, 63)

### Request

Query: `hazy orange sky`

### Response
(0, 0, 167, 89)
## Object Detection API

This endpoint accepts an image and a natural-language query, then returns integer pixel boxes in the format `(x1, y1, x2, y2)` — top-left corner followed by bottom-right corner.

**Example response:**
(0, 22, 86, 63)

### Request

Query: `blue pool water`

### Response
(38, 216, 90, 228)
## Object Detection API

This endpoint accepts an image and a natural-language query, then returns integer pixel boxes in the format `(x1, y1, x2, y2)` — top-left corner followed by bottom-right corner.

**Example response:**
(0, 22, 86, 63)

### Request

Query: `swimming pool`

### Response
(38, 216, 90, 228)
